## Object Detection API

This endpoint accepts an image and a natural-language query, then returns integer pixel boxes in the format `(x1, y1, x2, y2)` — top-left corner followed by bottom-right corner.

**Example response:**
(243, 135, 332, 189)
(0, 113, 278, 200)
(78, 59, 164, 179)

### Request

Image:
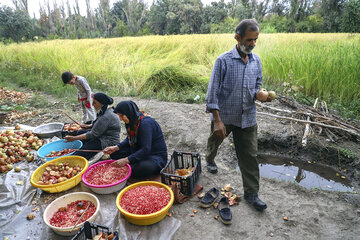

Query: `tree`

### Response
(201, 0, 228, 33)
(11, 0, 28, 15)
(0, 6, 32, 42)
(319, 0, 345, 32)
(112, 0, 147, 35)
(148, 0, 168, 34)
(287, 0, 315, 32)
(210, 16, 238, 33)
(85, 0, 95, 32)
(95, 0, 112, 37)
(115, 19, 129, 36)
(178, 0, 203, 34)
(341, 0, 360, 32)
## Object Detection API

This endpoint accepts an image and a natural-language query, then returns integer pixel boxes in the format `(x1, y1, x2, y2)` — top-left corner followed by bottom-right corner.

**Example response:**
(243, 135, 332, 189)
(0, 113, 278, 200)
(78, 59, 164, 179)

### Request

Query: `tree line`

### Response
(0, 0, 359, 43)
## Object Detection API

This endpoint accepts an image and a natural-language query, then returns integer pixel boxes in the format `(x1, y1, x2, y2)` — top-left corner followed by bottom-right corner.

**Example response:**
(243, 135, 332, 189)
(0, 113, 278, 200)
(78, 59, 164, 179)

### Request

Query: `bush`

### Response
(210, 17, 239, 34)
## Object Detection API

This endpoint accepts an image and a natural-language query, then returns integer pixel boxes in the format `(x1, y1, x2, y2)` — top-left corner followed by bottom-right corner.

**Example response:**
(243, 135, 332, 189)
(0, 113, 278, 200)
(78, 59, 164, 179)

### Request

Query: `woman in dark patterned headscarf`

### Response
(103, 100, 168, 179)
(64, 92, 121, 160)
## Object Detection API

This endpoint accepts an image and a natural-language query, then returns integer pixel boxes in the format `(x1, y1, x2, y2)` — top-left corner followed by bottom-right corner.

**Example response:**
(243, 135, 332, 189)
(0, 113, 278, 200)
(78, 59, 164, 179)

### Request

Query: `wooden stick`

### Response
(70, 203, 91, 232)
(63, 112, 80, 125)
(257, 102, 360, 132)
(302, 98, 318, 146)
(257, 111, 360, 137)
(71, 149, 103, 153)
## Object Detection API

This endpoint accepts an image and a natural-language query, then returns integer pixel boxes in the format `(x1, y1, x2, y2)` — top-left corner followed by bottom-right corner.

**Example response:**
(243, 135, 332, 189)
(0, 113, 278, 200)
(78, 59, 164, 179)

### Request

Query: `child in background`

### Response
(61, 72, 96, 124)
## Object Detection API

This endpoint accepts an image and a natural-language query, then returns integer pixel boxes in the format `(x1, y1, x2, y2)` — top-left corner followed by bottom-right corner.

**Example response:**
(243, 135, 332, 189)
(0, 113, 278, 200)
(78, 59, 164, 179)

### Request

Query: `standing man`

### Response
(205, 19, 272, 211)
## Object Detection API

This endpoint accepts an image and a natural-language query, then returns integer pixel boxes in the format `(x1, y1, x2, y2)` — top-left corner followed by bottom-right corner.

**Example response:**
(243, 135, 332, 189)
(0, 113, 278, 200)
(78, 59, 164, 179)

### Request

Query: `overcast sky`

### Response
(0, 0, 222, 18)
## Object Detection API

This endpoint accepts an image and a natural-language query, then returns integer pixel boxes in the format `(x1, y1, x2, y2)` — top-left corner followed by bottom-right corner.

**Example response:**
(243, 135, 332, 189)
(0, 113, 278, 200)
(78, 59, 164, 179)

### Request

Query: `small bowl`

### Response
(116, 181, 174, 225)
(30, 156, 88, 193)
(43, 192, 100, 236)
(37, 139, 83, 161)
(82, 160, 132, 194)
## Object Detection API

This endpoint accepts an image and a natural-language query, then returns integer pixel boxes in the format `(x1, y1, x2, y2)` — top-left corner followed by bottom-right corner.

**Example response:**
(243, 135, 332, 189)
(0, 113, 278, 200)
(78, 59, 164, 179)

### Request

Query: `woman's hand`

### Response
(111, 158, 129, 167)
(64, 135, 75, 142)
(80, 123, 91, 129)
(103, 145, 119, 155)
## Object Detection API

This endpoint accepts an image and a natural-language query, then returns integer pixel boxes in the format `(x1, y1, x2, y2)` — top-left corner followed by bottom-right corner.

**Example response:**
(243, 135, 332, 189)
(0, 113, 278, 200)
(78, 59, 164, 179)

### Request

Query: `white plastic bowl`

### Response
(43, 192, 100, 236)
(81, 160, 132, 194)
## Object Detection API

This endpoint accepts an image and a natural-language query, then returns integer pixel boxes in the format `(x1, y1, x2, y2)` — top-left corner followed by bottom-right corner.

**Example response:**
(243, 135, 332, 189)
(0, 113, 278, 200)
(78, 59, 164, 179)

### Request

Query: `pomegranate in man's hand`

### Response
(256, 88, 269, 102)
(268, 91, 277, 100)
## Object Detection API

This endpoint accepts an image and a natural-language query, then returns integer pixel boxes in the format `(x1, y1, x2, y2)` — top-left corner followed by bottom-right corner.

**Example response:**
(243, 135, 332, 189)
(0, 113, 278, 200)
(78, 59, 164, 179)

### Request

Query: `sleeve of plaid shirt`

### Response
(206, 57, 224, 113)
(254, 58, 263, 100)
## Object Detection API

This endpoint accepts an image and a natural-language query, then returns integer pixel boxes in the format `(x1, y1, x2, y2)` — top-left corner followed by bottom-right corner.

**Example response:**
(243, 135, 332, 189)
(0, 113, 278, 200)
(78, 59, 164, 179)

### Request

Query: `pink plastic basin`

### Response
(82, 160, 132, 194)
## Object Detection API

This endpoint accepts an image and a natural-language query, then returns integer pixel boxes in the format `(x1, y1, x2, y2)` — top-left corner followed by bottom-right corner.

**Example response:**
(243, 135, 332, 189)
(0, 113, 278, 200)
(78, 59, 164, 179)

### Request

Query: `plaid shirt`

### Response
(206, 46, 263, 128)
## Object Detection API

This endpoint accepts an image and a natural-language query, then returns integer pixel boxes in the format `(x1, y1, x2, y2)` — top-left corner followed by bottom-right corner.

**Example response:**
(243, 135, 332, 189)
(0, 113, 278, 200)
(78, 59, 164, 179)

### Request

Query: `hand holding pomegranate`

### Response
(256, 88, 276, 102)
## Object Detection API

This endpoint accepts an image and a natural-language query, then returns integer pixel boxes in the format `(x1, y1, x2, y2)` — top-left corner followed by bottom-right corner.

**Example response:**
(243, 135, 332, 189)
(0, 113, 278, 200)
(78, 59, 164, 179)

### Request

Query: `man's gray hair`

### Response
(235, 19, 259, 37)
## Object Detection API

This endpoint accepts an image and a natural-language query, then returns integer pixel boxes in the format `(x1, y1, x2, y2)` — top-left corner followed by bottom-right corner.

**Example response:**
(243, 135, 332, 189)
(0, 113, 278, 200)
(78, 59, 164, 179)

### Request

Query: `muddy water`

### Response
(257, 154, 354, 192)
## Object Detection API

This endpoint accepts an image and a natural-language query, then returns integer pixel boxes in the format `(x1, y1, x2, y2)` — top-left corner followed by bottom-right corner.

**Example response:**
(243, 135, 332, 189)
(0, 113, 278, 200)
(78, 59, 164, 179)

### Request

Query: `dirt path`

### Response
(124, 98, 360, 240)
(95, 97, 358, 240)
(5, 93, 360, 240)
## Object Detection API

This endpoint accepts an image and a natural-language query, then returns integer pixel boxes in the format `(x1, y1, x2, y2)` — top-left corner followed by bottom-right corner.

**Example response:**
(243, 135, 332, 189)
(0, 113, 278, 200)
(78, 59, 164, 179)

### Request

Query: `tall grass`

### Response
(0, 33, 359, 117)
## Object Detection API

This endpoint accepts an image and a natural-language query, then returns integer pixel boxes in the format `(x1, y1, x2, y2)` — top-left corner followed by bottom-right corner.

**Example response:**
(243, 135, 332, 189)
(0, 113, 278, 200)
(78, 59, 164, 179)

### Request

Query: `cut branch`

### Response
(257, 111, 360, 138)
(302, 98, 318, 146)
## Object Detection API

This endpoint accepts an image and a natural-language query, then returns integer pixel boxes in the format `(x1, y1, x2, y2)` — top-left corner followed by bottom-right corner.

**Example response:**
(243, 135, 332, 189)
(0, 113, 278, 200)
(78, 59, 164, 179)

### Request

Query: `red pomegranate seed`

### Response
(120, 185, 170, 215)
(86, 164, 128, 185)
(49, 200, 96, 227)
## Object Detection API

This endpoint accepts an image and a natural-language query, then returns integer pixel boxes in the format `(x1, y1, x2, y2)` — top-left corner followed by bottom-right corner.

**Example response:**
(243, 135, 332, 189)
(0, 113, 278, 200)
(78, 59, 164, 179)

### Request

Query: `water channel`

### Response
(256, 154, 354, 192)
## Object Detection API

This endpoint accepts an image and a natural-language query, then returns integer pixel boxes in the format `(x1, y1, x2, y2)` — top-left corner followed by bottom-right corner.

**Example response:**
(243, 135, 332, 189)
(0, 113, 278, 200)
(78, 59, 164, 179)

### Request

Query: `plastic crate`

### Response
(160, 150, 202, 196)
(72, 221, 119, 240)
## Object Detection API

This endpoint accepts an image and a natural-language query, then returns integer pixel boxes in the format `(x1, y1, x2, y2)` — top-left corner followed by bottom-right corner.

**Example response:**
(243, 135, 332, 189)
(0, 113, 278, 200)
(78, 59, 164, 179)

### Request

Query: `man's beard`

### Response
(239, 43, 254, 54)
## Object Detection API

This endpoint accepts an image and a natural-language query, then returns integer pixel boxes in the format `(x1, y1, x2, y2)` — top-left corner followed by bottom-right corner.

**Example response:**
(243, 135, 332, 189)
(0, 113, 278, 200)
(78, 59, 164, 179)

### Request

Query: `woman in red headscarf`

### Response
(103, 100, 168, 179)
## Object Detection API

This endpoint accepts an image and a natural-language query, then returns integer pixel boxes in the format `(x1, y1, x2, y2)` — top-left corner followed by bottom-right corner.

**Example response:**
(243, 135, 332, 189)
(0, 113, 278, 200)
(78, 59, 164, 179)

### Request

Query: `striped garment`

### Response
(206, 46, 263, 128)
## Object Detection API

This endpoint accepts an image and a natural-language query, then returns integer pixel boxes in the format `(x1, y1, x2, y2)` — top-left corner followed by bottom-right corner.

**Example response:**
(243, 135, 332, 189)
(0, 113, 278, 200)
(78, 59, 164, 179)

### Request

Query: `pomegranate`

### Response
(256, 88, 269, 102)
(268, 90, 277, 100)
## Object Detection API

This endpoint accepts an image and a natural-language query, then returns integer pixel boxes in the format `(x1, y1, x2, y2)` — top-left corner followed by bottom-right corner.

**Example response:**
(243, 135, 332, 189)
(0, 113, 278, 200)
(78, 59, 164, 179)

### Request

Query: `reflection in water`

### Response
(295, 167, 305, 183)
(257, 155, 354, 192)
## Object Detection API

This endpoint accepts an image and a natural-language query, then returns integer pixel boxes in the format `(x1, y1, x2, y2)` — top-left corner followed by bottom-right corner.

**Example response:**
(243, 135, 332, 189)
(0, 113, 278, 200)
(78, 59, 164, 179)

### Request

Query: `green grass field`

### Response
(0, 33, 359, 118)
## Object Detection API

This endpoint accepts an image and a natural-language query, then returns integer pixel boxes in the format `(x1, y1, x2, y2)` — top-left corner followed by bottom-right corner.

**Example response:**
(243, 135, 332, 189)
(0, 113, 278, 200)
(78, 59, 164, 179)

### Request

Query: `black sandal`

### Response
(218, 196, 232, 225)
(199, 187, 220, 208)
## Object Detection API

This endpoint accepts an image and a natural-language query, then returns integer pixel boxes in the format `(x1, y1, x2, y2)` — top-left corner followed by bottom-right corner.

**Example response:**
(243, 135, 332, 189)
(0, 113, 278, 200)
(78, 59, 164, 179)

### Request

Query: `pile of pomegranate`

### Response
(63, 123, 81, 132)
(45, 149, 75, 158)
(37, 162, 83, 185)
(0, 129, 42, 172)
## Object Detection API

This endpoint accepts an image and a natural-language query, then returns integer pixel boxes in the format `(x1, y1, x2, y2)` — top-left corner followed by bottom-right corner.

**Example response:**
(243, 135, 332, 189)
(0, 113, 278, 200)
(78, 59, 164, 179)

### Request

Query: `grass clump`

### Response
(140, 65, 207, 103)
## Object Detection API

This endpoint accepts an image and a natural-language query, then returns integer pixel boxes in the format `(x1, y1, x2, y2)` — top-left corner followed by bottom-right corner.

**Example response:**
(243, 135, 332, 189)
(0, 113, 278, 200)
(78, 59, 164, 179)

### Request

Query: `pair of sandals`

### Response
(199, 187, 232, 225)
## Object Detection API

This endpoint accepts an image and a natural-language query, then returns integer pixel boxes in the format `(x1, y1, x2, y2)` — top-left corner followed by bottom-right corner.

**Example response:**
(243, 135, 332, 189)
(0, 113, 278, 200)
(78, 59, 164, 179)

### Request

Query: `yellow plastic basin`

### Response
(30, 156, 88, 193)
(116, 181, 174, 225)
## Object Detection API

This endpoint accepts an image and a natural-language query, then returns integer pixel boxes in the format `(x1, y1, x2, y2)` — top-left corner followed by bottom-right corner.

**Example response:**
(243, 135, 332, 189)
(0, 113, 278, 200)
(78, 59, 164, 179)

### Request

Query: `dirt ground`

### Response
(5, 93, 360, 240)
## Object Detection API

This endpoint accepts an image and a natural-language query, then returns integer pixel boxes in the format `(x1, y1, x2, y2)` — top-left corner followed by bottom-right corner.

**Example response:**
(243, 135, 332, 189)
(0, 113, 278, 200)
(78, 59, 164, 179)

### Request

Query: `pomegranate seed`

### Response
(120, 185, 170, 215)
